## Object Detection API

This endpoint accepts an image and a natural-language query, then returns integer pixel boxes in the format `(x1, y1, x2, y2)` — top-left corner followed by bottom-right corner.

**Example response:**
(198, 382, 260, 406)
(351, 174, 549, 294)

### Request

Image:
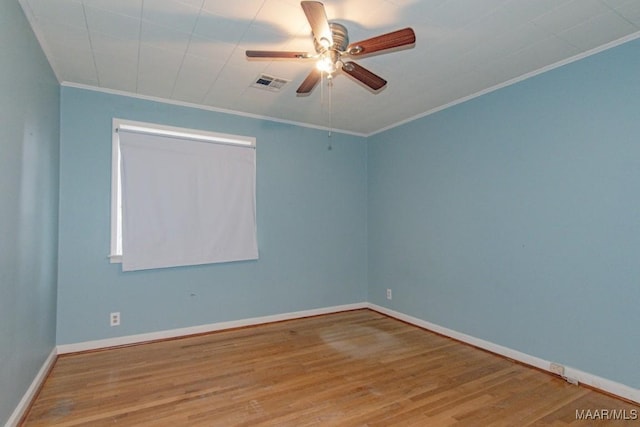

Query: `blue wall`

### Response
(0, 1, 60, 424)
(56, 87, 368, 345)
(368, 38, 640, 388)
(4, 7, 639, 419)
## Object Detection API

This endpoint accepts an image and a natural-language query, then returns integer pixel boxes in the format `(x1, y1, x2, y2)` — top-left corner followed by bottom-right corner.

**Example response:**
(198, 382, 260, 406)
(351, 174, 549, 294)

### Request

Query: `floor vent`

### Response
(251, 74, 289, 92)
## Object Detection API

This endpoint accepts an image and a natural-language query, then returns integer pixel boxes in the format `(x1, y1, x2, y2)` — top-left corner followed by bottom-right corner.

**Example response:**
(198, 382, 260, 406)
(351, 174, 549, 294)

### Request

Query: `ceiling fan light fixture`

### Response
(316, 50, 340, 75)
(316, 55, 336, 74)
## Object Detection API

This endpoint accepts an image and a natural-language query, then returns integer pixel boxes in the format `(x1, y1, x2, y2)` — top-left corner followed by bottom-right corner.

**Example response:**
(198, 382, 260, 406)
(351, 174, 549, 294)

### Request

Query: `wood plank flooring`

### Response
(23, 310, 638, 426)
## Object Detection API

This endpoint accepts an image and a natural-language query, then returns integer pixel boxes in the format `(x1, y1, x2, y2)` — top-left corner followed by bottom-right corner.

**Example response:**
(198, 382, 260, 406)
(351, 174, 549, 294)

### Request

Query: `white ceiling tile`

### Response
(462, 8, 523, 39)
(89, 32, 139, 59)
(201, 0, 264, 20)
(327, 0, 403, 30)
(601, 0, 635, 9)
(27, 0, 86, 27)
(557, 11, 638, 50)
(224, 46, 261, 70)
(253, 0, 307, 36)
(193, 10, 251, 42)
(175, 0, 205, 9)
(386, 0, 444, 7)
(613, 1, 640, 26)
(532, 0, 610, 35)
(461, 21, 551, 67)
(474, 60, 527, 91)
(138, 44, 184, 72)
(203, 73, 251, 108)
(277, 0, 308, 7)
(142, 0, 200, 34)
(413, 83, 459, 112)
(239, 86, 287, 110)
(240, 24, 294, 53)
(414, 21, 455, 50)
(453, 69, 510, 98)
(504, 35, 581, 76)
(38, 21, 92, 52)
(503, 0, 573, 22)
(359, 0, 407, 29)
(426, 0, 511, 29)
(376, 77, 427, 102)
(187, 36, 236, 61)
(47, 41, 98, 85)
(141, 21, 191, 53)
(172, 54, 225, 103)
(431, 28, 478, 56)
(279, 25, 317, 52)
(81, 0, 143, 19)
(137, 45, 184, 98)
(84, 6, 141, 40)
(93, 52, 138, 92)
(475, 55, 524, 85)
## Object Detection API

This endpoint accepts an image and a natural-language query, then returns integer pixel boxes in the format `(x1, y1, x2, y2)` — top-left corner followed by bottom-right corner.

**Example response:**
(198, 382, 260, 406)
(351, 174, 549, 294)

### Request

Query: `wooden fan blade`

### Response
(297, 68, 321, 94)
(342, 62, 387, 91)
(246, 50, 311, 59)
(301, 1, 333, 48)
(347, 27, 416, 56)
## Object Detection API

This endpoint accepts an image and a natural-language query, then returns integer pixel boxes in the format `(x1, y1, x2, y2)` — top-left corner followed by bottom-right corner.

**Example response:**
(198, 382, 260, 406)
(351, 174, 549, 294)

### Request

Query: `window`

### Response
(110, 119, 257, 271)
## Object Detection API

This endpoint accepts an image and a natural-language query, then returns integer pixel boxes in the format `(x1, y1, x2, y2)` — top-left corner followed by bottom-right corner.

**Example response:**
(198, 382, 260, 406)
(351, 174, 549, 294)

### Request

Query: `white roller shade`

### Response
(118, 130, 257, 271)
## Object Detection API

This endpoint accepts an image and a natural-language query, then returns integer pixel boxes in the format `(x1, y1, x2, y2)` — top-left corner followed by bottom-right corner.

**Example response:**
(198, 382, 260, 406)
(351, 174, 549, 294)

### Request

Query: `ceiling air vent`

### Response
(251, 74, 289, 92)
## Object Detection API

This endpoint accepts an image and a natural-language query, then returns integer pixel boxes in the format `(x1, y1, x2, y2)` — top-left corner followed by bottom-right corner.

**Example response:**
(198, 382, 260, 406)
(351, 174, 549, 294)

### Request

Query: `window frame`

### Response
(109, 118, 256, 263)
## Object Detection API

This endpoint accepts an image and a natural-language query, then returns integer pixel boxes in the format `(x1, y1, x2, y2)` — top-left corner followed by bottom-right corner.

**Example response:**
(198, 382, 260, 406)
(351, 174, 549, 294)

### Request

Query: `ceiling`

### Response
(18, 0, 640, 135)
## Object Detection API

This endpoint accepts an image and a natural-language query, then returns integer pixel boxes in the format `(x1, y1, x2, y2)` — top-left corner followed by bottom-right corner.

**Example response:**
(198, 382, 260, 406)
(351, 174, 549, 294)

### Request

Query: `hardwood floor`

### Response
(23, 310, 638, 426)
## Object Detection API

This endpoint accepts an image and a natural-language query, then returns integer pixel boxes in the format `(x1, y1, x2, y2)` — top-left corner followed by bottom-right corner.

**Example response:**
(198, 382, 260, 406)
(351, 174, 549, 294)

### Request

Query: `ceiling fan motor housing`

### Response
(314, 22, 349, 53)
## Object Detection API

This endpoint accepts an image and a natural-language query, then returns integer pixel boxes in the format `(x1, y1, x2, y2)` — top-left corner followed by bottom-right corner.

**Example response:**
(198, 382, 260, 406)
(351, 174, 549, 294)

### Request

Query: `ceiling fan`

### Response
(246, 1, 416, 95)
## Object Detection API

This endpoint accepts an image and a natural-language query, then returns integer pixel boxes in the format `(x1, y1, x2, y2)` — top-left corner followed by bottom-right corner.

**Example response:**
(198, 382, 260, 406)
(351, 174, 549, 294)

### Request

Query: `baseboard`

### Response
(49, 302, 640, 408)
(5, 347, 57, 427)
(57, 302, 368, 354)
(367, 303, 640, 405)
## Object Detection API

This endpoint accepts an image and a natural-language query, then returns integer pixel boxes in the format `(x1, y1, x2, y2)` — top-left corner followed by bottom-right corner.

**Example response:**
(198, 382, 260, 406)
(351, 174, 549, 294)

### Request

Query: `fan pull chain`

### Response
(327, 76, 333, 150)
(320, 71, 325, 106)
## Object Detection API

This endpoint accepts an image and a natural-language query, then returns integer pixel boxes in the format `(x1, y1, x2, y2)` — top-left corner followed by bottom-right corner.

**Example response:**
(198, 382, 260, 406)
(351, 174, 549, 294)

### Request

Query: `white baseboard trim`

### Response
(51, 302, 639, 406)
(5, 348, 57, 427)
(367, 303, 640, 405)
(57, 302, 368, 355)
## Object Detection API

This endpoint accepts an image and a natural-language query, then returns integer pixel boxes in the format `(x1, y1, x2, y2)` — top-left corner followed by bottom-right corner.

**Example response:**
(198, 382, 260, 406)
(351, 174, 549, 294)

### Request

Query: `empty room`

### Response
(2, 0, 639, 425)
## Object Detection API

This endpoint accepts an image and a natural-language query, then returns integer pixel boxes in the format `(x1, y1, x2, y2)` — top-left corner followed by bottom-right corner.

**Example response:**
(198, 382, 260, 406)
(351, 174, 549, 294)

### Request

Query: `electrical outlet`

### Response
(110, 312, 121, 327)
(550, 362, 564, 376)
(386, 289, 392, 300)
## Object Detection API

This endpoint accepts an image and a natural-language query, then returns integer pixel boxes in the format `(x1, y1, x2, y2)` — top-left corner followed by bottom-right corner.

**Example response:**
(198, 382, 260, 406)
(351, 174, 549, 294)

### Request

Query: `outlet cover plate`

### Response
(110, 312, 121, 327)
